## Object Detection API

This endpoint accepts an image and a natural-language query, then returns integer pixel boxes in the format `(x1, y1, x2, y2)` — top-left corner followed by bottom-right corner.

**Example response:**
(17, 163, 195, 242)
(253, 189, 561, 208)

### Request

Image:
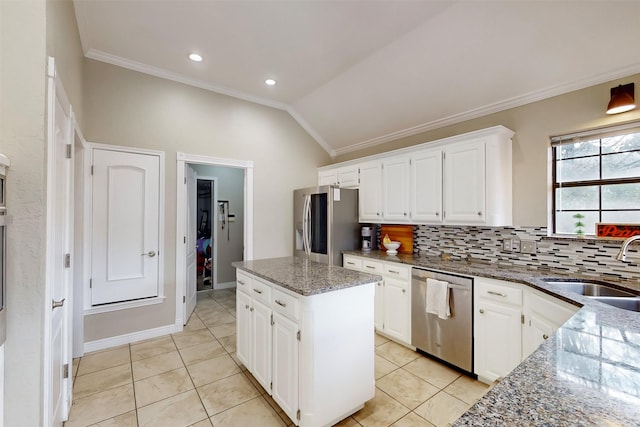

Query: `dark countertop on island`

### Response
(232, 256, 382, 296)
(344, 250, 640, 426)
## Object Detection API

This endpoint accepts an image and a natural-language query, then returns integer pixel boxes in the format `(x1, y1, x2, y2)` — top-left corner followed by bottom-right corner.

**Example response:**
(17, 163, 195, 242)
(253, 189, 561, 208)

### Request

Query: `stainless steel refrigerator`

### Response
(294, 185, 359, 266)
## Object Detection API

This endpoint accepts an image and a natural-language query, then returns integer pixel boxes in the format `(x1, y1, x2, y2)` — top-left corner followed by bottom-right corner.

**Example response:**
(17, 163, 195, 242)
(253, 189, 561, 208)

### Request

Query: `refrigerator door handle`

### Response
(303, 195, 311, 256)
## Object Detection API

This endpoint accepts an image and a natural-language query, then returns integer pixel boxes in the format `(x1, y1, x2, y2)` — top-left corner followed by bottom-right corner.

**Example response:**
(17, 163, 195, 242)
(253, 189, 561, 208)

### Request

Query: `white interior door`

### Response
(185, 166, 197, 322)
(46, 58, 73, 426)
(90, 148, 160, 305)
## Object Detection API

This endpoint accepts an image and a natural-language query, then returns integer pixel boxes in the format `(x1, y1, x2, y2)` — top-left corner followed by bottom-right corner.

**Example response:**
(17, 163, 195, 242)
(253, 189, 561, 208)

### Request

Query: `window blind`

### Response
(550, 120, 640, 146)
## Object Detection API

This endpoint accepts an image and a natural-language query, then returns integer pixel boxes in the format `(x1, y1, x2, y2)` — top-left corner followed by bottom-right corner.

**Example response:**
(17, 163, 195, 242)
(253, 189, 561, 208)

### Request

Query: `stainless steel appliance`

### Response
(294, 186, 359, 266)
(411, 267, 473, 374)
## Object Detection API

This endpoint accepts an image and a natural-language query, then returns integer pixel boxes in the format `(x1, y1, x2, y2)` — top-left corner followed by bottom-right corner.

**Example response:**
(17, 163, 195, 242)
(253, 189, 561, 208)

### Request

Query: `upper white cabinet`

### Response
(359, 161, 383, 222)
(318, 165, 359, 188)
(443, 140, 486, 224)
(320, 126, 514, 226)
(382, 157, 411, 221)
(411, 149, 443, 222)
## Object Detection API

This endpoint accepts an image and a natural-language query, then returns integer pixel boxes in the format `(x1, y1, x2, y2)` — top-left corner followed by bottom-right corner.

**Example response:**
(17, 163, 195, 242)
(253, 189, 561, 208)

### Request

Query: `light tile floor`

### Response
(65, 288, 492, 427)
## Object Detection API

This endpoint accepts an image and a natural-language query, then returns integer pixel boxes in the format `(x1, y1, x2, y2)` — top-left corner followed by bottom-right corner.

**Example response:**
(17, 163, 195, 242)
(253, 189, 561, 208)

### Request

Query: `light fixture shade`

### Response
(606, 83, 636, 115)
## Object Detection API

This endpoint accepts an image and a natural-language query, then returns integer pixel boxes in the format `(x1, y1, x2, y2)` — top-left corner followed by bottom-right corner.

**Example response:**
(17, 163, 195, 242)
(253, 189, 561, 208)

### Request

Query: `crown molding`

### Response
(85, 49, 290, 112)
(333, 63, 640, 157)
(285, 108, 336, 157)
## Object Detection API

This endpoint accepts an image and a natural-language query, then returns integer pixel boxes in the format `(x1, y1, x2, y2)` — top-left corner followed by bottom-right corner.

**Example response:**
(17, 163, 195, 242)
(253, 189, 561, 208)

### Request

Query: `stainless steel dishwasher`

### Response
(411, 267, 474, 374)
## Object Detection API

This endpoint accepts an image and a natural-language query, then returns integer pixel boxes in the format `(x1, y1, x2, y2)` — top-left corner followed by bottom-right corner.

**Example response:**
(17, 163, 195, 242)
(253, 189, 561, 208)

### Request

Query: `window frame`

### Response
(551, 122, 640, 236)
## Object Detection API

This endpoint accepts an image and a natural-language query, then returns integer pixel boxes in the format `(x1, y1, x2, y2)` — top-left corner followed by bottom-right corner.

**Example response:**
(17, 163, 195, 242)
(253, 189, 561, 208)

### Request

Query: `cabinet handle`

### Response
(477, 211, 482, 216)
(377, 282, 381, 286)
(487, 291, 507, 297)
(253, 288, 263, 294)
(346, 261, 355, 266)
(388, 269, 399, 274)
(479, 309, 485, 314)
(543, 334, 549, 340)
(435, 212, 439, 216)
(238, 280, 245, 285)
(245, 304, 249, 309)
(366, 265, 376, 270)
(275, 299, 287, 308)
(376, 212, 380, 216)
(250, 307, 254, 312)
(402, 289, 406, 293)
(403, 212, 407, 216)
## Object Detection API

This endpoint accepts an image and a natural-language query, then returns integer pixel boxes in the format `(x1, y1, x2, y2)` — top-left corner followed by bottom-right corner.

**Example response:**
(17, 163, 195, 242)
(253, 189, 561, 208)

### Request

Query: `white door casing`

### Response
(90, 148, 161, 305)
(175, 152, 254, 329)
(44, 57, 74, 426)
(185, 166, 197, 322)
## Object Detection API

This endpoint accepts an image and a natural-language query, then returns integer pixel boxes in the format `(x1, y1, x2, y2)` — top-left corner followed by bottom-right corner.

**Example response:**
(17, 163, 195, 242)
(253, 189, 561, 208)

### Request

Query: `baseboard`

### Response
(83, 323, 181, 354)
(215, 281, 236, 290)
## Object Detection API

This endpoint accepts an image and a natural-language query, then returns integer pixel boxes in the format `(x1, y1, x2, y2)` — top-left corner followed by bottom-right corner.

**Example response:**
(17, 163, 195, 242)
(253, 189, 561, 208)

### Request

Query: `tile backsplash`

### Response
(412, 225, 640, 282)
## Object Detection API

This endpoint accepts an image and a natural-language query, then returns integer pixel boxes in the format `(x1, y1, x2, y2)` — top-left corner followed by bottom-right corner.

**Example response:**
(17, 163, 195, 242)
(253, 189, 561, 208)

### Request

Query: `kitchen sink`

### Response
(542, 279, 640, 312)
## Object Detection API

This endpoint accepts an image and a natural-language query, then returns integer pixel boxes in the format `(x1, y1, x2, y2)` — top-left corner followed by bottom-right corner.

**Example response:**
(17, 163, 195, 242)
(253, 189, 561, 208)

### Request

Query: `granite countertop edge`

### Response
(343, 250, 640, 426)
(232, 257, 382, 296)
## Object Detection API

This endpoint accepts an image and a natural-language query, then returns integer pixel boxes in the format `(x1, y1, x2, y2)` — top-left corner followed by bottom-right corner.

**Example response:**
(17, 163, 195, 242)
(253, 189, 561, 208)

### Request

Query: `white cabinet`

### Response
(320, 126, 513, 226)
(474, 276, 579, 384)
(522, 289, 577, 358)
(236, 268, 375, 427)
(318, 165, 359, 188)
(443, 141, 486, 224)
(236, 273, 273, 392)
(359, 161, 383, 222)
(382, 157, 411, 221)
(411, 149, 442, 222)
(272, 311, 299, 420)
(344, 255, 411, 345)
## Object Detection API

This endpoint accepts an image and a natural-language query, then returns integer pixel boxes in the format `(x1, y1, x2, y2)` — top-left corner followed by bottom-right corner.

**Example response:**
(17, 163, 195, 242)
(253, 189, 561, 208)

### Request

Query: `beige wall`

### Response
(82, 59, 330, 341)
(1, 1, 47, 425)
(334, 74, 640, 227)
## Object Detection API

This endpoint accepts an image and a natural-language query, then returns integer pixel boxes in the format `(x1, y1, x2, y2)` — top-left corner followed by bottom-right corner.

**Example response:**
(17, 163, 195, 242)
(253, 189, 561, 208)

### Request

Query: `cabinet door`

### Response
(359, 162, 383, 222)
(374, 281, 384, 331)
(444, 141, 486, 224)
(251, 299, 272, 392)
(318, 170, 337, 186)
(236, 290, 252, 369)
(523, 313, 555, 359)
(338, 166, 359, 188)
(272, 312, 299, 425)
(382, 157, 411, 221)
(411, 149, 443, 222)
(383, 278, 410, 344)
(474, 299, 522, 382)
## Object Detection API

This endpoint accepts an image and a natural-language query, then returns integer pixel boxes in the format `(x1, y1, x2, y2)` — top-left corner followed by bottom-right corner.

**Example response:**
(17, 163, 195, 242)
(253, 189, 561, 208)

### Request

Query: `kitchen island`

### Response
(344, 250, 640, 426)
(232, 257, 381, 427)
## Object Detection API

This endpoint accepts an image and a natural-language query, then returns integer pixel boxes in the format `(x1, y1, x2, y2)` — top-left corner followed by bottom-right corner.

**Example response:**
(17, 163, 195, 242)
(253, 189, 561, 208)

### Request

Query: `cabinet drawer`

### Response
(362, 259, 384, 274)
(251, 277, 272, 304)
(476, 278, 522, 306)
(384, 263, 410, 280)
(272, 288, 299, 320)
(236, 270, 252, 291)
(343, 256, 362, 271)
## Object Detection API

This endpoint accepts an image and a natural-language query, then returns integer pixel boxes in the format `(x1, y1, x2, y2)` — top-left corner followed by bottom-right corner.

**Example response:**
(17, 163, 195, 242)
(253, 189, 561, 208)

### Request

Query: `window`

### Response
(552, 123, 640, 235)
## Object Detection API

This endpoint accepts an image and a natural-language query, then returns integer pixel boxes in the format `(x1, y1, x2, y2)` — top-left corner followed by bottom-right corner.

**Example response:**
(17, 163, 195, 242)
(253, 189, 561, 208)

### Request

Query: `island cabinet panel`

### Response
(236, 269, 375, 427)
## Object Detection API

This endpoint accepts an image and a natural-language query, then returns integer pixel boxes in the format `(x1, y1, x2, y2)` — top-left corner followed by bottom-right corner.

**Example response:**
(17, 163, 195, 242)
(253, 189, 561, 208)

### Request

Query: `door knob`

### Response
(142, 251, 156, 257)
(52, 298, 65, 310)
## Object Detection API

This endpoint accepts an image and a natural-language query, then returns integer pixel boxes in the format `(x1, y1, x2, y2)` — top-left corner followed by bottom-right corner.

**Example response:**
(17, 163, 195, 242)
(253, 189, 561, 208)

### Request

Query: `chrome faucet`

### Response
(615, 235, 640, 261)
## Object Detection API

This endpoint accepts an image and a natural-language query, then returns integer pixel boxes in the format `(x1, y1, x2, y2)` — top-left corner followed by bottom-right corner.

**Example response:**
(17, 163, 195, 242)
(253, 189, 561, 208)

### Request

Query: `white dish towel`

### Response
(426, 278, 451, 319)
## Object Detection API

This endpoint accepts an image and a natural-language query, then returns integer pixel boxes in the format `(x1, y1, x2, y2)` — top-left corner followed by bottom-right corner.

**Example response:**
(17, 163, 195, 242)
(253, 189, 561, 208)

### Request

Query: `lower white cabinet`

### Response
(474, 277, 579, 384)
(474, 278, 523, 383)
(344, 255, 411, 345)
(236, 268, 375, 427)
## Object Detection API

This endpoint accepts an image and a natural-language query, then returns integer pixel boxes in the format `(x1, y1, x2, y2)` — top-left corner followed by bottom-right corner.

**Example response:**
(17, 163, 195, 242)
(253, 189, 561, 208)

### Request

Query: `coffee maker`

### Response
(361, 226, 373, 251)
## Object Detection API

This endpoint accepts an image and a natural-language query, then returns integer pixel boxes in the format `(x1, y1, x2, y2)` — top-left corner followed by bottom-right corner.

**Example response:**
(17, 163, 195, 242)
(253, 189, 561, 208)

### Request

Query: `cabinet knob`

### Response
(402, 289, 406, 293)
(403, 212, 407, 216)
(245, 304, 249, 309)
(479, 309, 484, 314)
(435, 212, 439, 216)
(543, 334, 549, 340)
(477, 211, 482, 216)
(250, 307, 254, 312)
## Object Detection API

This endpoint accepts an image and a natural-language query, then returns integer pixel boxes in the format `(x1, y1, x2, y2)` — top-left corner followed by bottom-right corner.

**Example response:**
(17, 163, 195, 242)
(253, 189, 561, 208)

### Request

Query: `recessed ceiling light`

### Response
(265, 79, 276, 86)
(189, 53, 203, 62)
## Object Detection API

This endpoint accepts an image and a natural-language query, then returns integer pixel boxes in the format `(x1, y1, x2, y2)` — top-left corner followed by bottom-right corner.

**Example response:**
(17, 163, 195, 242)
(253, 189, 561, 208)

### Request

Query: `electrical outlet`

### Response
(512, 239, 521, 253)
(521, 240, 537, 254)
(503, 238, 513, 252)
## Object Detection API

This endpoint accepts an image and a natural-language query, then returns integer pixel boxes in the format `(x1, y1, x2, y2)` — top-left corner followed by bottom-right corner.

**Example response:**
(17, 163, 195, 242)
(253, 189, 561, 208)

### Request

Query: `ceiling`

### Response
(73, 1, 640, 157)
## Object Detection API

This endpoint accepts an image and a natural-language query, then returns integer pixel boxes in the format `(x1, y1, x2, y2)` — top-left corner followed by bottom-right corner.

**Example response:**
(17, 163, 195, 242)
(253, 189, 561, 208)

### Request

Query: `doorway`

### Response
(176, 153, 254, 325)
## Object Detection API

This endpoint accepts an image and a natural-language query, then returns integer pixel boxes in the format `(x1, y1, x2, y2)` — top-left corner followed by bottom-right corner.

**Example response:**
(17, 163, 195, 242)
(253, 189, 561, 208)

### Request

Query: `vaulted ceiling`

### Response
(73, 0, 640, 157)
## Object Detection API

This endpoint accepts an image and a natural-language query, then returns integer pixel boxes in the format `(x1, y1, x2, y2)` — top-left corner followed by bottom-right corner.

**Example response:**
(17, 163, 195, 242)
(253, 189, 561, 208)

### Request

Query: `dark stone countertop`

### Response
(232, 257, 382, 296)
(344, 250, 640, 426)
